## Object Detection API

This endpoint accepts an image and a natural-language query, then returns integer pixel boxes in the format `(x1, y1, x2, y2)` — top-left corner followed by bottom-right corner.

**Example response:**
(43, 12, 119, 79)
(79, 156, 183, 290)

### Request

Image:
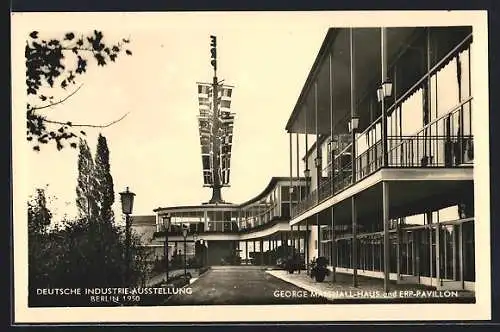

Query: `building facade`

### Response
(285, 26, 475, 291)
(135, 177, 311, 267)
(133, 26, 476, 293)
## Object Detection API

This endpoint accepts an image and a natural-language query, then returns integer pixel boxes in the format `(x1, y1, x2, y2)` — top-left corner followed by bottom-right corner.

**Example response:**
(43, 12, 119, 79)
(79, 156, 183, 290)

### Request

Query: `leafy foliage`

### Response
(26, 30, 132, 151)
(29, 215, 150, 292)
(27, 188, 52, 235)
(28, 136, 154, 303)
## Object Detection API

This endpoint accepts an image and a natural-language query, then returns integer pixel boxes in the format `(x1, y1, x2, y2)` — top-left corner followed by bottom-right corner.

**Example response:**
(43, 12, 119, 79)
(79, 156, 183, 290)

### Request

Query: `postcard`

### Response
(11, 10, 491, 324)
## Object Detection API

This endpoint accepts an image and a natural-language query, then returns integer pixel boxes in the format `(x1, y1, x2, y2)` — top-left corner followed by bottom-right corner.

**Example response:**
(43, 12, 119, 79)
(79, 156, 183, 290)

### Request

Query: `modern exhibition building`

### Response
(133, 26, 476, 292)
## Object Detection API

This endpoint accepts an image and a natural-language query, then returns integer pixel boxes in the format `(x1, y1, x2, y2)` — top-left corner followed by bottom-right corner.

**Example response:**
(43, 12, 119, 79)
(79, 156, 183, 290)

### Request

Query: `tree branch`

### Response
(43, 112, 130, 128)
(29, 84, 84, 111)
(61, 46, 95, 52)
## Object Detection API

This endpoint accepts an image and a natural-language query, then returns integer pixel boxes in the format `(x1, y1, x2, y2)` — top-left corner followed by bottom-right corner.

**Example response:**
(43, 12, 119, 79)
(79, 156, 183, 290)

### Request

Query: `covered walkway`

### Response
(267, 270, 475, 303)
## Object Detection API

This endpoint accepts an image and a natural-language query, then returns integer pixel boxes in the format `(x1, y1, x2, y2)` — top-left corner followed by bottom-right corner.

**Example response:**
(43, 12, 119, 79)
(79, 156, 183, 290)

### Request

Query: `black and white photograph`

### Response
(11, 10, 491, 323)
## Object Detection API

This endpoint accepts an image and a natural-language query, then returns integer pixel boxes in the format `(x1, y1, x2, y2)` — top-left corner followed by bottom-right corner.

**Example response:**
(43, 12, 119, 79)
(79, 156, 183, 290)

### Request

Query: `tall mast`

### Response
(197, 36, 235, 204)
(209, 35, 223, 204)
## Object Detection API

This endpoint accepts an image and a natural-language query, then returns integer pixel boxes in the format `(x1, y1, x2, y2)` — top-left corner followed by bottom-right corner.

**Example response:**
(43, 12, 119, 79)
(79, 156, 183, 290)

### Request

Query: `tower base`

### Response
(207, 186, 226, 204)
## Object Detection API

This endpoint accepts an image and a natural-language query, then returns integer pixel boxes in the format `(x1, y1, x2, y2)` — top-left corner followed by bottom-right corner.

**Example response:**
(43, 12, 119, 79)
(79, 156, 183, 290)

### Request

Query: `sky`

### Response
(14, 12, 332, 220)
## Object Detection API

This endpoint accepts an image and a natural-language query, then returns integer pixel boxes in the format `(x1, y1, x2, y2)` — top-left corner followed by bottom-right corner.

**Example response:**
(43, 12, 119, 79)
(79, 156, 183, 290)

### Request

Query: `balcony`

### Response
(292, 98, 473, 219)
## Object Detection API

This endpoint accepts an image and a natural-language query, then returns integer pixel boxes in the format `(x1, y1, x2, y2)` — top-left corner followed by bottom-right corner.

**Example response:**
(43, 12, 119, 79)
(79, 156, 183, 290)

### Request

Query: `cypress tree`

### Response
(94, 133, 115, 224)
(75, 138, 98, 222)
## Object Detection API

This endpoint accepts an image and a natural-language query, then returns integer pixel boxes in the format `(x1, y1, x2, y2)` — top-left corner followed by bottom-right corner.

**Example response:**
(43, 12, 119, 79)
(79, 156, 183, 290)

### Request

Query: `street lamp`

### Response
(376, 80, 393, 102)
(304, 168, 311, 197)
(162, 214, 171, 283)
(314, 156, 322, 169)
(314, 156, 322, 200)
(119, 187, 135, 286)
(348, 115, 360, 133)
(182, 227, 188, 280)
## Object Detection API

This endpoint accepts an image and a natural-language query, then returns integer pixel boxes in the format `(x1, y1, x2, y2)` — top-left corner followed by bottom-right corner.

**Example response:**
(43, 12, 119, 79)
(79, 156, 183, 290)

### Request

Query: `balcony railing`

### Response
(292, 98, 473, 218)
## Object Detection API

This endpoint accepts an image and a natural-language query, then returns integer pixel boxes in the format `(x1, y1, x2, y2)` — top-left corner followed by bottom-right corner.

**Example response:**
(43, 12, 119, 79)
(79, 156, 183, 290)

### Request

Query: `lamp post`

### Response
(377, 80, 393, 102)
(349, 115, 360, 182)
(162, 214, 171, 283)
(182, 227, 188, 280)
(119, 187, 135, 286)
(314, 156, 322, 203)
(193, 233, 199, 269)
(199, 239, 205, 267)
(304, 168, 311, 198)
(377, 77, 393, 167)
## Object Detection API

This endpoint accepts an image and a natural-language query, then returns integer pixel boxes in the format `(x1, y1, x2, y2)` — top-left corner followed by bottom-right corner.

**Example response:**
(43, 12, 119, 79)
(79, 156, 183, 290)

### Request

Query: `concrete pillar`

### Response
(297, 225, 301, 253)
(316, 215, 320, 257)
(289, 133, 293, 217)
(280, 233, 284, 260)
(205, 240, 209, 267)
(459, 223, 464, 289)
(331, 206, 336, 282)
(349, 27, 357, 184)
(268, 238, 271, 265)
(253, 240, 256, 265)
(245, 240, 249, 264)
(383, 181, 390, 292)
(297, 225, 301, 274)
(428, 212, 433, 284)
(305, 221, 309, 269)
(352, 196, 358, 287)
(260, 239, 264, 266)
(396, 218, 401, 283)
(436, 222, 441, 288)
(381, 27, 389, 167)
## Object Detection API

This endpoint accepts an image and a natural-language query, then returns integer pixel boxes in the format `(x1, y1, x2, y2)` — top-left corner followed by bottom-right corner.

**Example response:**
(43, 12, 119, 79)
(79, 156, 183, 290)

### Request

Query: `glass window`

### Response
(458, 48, 471, 100)
(401, 88, 423, 136)
(404, 213, 426, 226)
(436, 58, 460, 118)
(206, 211, 215, 223)
(356, 132, 368, 156)
(437, 205, 460, 223)
(215, 211, 222, 222)
(463, 220, 475, 281)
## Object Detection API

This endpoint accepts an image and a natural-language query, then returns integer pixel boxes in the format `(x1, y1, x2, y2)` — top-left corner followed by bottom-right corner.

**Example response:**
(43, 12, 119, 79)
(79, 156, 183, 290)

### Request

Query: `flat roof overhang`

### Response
(286, 26, 472, 136)
(286, 27, 418, 135)
(153, 177, 305, 214)
(153, 220, 306, 242)
(291, 167, 474, 227)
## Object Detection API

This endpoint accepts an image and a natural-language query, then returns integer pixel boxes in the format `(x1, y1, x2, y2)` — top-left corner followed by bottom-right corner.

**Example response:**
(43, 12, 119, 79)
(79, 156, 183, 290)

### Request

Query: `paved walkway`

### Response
(145, 268, 200, 287)
(267, 270, 475, 303)
(166, 265, 331, 305)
